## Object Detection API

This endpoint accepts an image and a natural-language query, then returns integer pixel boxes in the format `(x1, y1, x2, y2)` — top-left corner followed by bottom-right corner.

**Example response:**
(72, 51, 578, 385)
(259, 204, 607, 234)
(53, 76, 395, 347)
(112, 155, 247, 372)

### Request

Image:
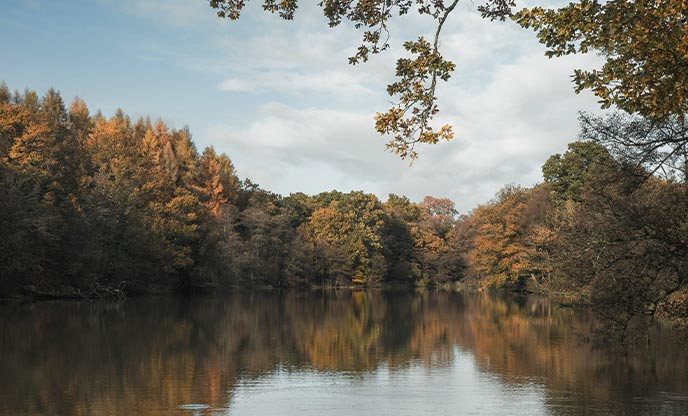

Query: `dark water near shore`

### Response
(1, 291, 687, 415)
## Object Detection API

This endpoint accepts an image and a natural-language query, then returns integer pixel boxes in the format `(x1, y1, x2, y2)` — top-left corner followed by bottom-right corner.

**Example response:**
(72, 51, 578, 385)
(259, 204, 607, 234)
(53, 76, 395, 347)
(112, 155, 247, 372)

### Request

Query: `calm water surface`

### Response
(1, 291, 687, 415)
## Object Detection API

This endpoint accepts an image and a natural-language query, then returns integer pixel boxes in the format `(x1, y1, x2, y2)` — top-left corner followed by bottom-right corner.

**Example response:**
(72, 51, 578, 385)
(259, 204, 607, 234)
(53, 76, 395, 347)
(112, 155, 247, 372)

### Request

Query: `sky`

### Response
(0, 0, 605, 212)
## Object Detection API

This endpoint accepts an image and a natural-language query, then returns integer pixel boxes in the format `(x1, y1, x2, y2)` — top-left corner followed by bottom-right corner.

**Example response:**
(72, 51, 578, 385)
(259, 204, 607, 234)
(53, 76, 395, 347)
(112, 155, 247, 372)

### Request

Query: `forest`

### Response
(1, 82, 687, 339)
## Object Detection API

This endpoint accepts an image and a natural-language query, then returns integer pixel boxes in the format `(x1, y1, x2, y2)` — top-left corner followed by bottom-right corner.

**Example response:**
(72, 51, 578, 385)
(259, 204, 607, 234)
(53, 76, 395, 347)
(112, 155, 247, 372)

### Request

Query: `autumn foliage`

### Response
(1, 83, 687, 340)
(0, 85, 463, 295)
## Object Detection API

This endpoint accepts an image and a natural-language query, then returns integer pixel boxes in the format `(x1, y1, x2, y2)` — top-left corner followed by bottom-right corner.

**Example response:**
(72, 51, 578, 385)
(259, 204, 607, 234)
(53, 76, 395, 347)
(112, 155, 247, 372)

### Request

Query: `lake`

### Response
(1, 291, 687, 415)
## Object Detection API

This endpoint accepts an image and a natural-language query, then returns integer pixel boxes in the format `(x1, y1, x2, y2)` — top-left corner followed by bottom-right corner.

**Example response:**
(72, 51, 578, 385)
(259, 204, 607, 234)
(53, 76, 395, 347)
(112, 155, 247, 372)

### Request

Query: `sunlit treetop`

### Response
(208, 0, 688, 159)
(542, 140, 614, 205)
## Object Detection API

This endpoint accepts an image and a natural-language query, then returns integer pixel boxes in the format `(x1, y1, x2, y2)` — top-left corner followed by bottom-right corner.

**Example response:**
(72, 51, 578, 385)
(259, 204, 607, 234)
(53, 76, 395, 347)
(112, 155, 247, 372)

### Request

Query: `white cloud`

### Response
(217, 78, 256, 93)
(105, 0, 610, 211)
(207, 38, 605, 213)
(208, 103, 402, 183)
(216, 69, 377, 97)
(209, 16, 396, 106)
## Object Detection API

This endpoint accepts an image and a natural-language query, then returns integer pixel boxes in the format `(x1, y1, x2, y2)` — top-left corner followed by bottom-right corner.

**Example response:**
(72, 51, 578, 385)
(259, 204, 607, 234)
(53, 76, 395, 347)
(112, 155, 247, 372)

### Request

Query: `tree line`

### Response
(1, 83, 687, 338)
(0, 83, 463, 296)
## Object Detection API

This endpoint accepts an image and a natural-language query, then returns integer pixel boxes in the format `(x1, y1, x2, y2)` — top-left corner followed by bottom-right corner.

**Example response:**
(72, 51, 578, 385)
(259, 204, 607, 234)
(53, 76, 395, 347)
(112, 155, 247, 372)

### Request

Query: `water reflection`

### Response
(0, 291, 686, 415)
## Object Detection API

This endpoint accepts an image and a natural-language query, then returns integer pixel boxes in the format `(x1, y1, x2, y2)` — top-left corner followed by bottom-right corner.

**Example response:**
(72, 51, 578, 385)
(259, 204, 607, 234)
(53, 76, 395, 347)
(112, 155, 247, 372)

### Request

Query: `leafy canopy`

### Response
(515, 0, 688, 121)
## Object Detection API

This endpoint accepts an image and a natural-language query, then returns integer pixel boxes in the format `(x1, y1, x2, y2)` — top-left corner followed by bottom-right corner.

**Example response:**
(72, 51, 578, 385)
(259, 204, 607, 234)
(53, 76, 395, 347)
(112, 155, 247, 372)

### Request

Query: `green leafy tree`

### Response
(413, 196, 458, 284)
(542, 141, 614, 206)
(381, 194, 420, 283)
(305, 191, 388, 285)
(0, 163, 60, 294)
(553, 163, 688, 342)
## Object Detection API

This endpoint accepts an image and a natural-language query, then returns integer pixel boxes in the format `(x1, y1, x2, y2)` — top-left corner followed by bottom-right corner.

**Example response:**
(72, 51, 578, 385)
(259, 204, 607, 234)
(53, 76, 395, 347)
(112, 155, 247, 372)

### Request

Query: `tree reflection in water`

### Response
(1, 291, 686, 415)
